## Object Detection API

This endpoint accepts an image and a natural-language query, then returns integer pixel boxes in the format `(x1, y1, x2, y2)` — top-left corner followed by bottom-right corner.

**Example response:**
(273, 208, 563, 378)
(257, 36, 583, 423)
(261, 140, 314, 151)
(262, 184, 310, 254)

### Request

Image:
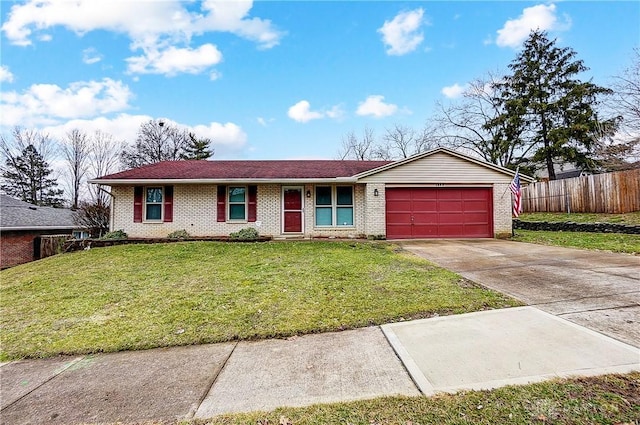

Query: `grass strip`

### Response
(194, 372, 640, 425)
(518, 212, 640, 225)
(512, 230, 640, 254)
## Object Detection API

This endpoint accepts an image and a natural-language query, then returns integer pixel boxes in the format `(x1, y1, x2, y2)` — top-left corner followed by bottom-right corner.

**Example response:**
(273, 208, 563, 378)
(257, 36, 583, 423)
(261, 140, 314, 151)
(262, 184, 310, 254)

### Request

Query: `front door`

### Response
(283, 187, 303, 233)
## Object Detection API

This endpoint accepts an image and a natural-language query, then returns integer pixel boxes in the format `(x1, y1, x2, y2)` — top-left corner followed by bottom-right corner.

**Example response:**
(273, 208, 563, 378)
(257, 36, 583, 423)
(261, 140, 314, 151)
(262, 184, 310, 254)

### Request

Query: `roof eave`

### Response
(89, 177, 360, 185)
(353, 147, 536, 182)
(0, 225, 77, 231)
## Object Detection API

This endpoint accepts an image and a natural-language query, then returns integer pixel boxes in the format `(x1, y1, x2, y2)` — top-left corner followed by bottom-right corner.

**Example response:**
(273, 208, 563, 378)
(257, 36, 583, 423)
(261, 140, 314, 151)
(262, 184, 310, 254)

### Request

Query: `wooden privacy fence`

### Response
(37, 235, 72, 260)
(522, 168, 640, 213)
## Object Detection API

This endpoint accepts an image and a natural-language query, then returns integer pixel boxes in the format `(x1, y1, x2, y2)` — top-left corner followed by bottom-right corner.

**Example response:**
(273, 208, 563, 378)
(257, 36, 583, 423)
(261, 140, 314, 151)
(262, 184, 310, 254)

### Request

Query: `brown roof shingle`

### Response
(95, 160, 392, 181)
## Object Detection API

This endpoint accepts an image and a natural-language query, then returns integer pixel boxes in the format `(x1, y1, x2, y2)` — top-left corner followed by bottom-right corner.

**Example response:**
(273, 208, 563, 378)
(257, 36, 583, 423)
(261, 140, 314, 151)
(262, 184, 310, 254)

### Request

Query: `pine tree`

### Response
(180, 132, 213, 160)
(489, 30, 613, 179)
(1, 144, 65, 207)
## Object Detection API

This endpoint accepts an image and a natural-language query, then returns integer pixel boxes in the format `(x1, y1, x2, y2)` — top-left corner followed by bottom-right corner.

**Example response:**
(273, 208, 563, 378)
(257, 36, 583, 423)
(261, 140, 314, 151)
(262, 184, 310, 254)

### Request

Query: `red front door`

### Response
(283, 188, 303, 233)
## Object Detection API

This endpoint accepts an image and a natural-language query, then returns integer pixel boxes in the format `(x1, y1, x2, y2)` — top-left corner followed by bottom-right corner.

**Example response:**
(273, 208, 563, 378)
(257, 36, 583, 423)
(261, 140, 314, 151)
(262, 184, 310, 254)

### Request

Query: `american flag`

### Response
(510, 170, 522, 218)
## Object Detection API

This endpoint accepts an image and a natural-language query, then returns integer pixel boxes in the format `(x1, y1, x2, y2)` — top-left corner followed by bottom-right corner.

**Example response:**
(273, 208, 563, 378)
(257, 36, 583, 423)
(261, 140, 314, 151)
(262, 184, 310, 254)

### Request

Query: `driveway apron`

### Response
(402, 239, 640, 348)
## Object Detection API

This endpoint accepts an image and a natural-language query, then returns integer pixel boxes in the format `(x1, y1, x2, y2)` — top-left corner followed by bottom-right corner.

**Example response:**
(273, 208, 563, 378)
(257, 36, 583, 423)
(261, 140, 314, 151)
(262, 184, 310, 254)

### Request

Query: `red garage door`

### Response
(386, 188, 493, 239)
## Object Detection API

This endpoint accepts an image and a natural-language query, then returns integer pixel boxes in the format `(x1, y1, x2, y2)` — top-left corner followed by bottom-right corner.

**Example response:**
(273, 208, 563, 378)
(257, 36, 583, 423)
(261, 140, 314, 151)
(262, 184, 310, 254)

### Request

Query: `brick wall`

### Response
(111, 182, 513, 239)
(0, 229, 73, 269)
(112, 184, 368, 239)
(1, 231, 36, 268)
(493, 183, 513, 238)
(363, 183, 386, 236)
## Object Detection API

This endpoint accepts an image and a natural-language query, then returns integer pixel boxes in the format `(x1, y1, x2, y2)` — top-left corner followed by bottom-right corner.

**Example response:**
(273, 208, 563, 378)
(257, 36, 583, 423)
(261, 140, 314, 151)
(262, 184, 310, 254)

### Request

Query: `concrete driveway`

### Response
(402, 239, 640, 348)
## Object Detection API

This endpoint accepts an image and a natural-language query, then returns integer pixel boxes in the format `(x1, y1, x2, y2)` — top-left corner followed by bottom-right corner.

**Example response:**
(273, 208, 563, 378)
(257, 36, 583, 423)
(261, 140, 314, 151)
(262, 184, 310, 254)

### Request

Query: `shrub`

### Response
(101, 230, 128, 240)
(229, 227, 259, 240)
(167, 229, 190, 239)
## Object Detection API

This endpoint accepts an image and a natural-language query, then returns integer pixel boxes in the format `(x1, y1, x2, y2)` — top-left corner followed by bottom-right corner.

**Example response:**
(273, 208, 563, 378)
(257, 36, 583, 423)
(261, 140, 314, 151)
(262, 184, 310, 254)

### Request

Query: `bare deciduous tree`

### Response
(429, 73, 533, 170)
(72, 200, 110, 238)
(1, 127, 64, 205)
(338, 127, 377, 160)
(1, 127, 59, 172)
(597, 47, 640, 168)
(338, 124, 438, 161)
(121, 120, 190, 168)
(611, 47, 640, 140)
(381, 123, 438, 159)
(88, 130, 124, 206)
(61, 129, 91, 209)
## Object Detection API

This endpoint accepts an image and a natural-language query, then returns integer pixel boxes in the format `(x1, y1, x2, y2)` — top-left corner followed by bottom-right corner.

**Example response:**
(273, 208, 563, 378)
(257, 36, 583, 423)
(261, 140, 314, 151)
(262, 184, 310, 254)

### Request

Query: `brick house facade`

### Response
(92, 148, 532, 240)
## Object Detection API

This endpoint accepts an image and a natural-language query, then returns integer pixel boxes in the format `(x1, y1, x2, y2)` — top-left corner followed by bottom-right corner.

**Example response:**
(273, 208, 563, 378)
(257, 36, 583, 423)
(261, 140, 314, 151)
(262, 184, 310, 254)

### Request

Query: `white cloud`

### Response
(257, 117, 275, 127)
(126, 44, 222, 76)
(356, 95, 398, 118)
(496, 4, 571, 48)
(40, 115, 248, 158)
(325, 105, 345, 120)
(42, 114, 150, 147)
(378, 8, 426, 56)
(190, 122, 248, 153)
(82, 47, 103, 64)
(0, 65, 14, 83)
(1, 0, 283, 76)
(288, 100, 323, 123)
(1, 78, 133, 127)
(441, 83, 467, 99)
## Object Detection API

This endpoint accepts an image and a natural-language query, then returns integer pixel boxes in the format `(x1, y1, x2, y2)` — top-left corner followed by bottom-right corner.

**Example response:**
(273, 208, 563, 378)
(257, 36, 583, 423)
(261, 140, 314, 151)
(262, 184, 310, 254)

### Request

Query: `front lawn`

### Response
(518, 211, 640, 225)
(0, 241, 518, 360)
(198, 373, 640, 425)
(512, 230, 640, 254)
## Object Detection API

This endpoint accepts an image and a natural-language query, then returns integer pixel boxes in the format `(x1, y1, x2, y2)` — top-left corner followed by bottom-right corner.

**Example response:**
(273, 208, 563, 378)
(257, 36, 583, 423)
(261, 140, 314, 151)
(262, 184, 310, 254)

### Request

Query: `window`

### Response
(145, 187, 163, 221)
(228, 186, 247, 220)
(315, 186, 354, 227)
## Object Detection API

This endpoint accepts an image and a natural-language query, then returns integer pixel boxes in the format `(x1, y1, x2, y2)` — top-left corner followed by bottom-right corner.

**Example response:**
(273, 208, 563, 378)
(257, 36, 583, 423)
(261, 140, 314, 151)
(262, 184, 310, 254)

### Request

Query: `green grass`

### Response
(0, 241, 518, 360)
(518, 211, 640, 225)
(192, 373, 640, 425)
(512, 230, 640, 254)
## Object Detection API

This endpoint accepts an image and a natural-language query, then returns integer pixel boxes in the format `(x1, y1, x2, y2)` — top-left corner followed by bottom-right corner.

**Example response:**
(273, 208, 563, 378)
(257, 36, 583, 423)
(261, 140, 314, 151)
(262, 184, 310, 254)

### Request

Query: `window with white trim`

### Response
(315, 186, 354, 227)
(145, 187, 163, 221)
(228, 186, 247, 220)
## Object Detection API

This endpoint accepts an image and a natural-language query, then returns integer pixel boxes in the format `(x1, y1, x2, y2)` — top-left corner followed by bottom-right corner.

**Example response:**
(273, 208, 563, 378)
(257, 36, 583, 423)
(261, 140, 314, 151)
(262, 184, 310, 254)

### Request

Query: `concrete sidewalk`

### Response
(2, 308, 639, 424)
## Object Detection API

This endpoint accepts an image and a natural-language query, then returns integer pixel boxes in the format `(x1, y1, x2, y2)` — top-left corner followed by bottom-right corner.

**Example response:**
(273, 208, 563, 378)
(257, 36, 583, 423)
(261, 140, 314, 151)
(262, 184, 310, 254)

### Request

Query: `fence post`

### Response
(566, 192, 571, 214)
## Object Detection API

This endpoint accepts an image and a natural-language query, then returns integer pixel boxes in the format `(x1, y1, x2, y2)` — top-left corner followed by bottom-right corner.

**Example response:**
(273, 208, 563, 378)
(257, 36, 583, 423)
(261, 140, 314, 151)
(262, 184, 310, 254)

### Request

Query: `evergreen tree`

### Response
(180, 132, 213, 160)
(489, 30, 613, 179)
(1, 144, 65, 207)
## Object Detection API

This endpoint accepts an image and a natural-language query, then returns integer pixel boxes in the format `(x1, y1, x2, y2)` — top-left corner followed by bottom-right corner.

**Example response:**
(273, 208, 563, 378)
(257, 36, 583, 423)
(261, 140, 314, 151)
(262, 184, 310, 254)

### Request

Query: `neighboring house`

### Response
(536, 163, 592, 181)
(90, 148, 534, 241)
(0, 195, 81, 268)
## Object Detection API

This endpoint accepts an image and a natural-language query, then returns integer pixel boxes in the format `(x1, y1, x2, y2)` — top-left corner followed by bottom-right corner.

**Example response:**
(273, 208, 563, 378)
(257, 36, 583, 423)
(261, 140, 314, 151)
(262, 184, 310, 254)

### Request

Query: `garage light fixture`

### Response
(373, 189, 379, 197)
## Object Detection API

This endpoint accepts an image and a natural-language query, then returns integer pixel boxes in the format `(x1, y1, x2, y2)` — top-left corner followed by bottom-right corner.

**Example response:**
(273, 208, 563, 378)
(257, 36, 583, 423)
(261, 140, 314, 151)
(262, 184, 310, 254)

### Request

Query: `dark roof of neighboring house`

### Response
(0, 195, 76, 230)
(555, 169, 589, 179)
(93, 160, 392, 182)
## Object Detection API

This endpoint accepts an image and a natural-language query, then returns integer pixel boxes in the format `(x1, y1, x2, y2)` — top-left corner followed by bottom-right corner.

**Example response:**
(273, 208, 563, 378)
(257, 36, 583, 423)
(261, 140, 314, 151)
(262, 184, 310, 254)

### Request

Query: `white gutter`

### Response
(88, 177, 359, 185)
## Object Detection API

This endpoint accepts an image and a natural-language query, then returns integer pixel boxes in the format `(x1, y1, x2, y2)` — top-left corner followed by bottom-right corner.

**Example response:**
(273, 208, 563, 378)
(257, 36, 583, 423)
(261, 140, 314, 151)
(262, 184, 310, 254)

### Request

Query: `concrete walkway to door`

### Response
(402, 239, 640, 348)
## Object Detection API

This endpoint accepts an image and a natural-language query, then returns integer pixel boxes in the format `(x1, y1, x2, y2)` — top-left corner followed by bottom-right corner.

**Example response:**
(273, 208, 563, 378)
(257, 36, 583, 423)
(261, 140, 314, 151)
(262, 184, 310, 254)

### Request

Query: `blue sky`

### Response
(1, 1, 639, 162)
